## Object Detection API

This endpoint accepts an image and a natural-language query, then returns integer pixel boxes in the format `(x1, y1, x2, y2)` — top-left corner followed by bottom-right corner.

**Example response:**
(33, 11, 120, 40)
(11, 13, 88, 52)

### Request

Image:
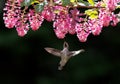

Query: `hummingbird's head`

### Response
(63, 41, 69, 49)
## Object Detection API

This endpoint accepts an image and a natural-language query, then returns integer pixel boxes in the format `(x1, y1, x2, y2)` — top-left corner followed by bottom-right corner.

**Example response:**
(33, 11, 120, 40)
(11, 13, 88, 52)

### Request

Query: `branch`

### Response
(54, 4, 105, 9)
(71, 5, 105, 9)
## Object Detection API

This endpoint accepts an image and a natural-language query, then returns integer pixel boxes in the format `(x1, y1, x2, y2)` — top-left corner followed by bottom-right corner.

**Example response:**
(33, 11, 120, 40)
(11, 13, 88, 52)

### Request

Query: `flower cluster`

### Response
(3, 0, 120, 42)
(3, 0, 29, 36)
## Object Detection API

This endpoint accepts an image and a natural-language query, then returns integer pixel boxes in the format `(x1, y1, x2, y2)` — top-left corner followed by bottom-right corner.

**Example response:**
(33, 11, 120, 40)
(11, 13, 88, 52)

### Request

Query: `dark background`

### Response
(0, 0, 120, 84)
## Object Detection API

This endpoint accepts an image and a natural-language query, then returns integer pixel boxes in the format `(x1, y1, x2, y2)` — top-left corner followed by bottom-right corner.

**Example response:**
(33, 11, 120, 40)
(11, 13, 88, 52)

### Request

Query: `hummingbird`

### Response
(44, 42, 85, 70)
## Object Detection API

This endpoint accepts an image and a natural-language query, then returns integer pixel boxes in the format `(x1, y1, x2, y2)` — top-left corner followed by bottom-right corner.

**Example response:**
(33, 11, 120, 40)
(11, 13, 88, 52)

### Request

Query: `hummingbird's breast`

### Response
(60, 55, 69, 65)
(61, 48, 69, 55)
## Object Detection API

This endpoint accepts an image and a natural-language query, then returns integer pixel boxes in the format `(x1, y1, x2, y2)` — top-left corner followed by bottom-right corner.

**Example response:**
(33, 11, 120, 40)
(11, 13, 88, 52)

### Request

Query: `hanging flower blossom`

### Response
(75, 23, 90, 42)
(28, 9, 44, 31)
(2, 0, 120, 42)
(3, 0, 22, 28)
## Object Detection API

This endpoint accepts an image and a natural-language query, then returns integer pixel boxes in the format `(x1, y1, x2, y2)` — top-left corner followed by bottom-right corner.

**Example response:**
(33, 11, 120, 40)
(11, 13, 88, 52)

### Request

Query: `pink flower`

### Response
(99, 9, 119, 27)
(110, 13, 119, 26)
(3, 0, 21, 28)
(99, 9, 111, 27)
(68, 18, 76, 35)
(53, 6, 70, 38)
(75, 23, 90, 42)
(15, 13, 29, 36)
(42, 6, 55, 21)
(88, 19, 103, 35)
(106, 0, 116, 11)
(16, 24, 29, 37)
(68, 8, 83, 35)
(28, 10, 44, 31)
(2, 0, 120, 42)
(3, 11, 18, 28)
(54, 29, 66, 39)
(53, 18, 68, 39)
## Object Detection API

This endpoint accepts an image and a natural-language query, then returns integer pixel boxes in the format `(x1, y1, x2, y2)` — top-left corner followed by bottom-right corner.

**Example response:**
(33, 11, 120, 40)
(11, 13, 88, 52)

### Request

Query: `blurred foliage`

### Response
(0, 0, 120, 84)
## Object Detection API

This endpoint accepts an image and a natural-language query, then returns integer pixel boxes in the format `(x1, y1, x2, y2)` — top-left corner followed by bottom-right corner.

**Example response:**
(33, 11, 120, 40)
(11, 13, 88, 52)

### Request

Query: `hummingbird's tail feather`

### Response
(58, 58, 68, 70)
(58, 66, 63, 70)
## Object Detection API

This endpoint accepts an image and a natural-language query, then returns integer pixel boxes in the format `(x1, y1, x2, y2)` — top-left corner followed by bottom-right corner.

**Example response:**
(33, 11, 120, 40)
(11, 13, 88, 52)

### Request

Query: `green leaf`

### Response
(87, 0, 95, 6)
(21, 0, 33, 7)
(62, 0, 71, 6)
(35, 3, 45, 13)
(94, 0, 98, 1)
(78, 0, 89, 6)
(85, 9, 98, 19)
(118, 2, 120, 5)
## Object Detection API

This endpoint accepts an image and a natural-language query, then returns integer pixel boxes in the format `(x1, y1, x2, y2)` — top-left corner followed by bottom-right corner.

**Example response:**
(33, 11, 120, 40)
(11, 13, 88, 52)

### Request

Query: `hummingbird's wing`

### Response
(68, 49, 85, 57)
(44, 47, 61, 57)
